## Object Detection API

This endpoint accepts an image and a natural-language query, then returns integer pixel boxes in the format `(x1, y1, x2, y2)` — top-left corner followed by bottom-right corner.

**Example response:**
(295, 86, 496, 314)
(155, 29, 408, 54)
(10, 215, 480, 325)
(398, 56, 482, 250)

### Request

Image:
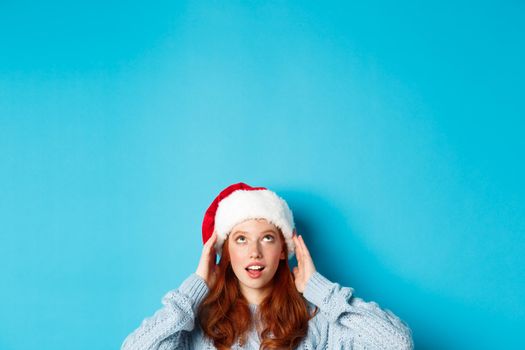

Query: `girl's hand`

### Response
(292, 232, 316, 293)
(196, 231, 218, 288)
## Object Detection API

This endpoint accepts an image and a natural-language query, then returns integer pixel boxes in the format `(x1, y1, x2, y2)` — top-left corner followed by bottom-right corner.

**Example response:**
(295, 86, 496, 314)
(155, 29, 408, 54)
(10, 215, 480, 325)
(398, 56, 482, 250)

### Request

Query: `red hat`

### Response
(202, 182, 296, 259)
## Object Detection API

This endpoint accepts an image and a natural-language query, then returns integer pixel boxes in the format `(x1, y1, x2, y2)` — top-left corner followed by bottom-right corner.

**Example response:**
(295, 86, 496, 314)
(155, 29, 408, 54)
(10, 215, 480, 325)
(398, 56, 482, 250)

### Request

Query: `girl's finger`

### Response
(297, 235, 307, 261)
(295, 234, 304, 255)
(299, 236, 316, 270)
(299, 235, 311, 258)
(205, 231, 218, 249)
(293, 235, 303, 267)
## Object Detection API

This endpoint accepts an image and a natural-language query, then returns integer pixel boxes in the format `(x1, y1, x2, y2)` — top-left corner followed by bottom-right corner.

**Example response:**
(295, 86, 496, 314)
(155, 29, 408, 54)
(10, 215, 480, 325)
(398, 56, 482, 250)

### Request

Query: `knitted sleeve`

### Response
(120, 273, 209, 350)
(303, 272, 414, 350)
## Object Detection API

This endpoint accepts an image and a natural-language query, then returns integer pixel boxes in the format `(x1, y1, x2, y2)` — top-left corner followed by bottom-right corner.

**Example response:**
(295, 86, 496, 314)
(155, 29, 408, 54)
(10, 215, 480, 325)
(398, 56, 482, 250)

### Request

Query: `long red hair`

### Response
(198, 232, 315, 349)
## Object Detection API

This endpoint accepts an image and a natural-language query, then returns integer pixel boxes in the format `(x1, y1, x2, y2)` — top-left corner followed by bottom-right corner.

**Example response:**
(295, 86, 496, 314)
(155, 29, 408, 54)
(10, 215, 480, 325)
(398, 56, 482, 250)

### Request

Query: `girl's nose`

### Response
(249, 242, 262, 258)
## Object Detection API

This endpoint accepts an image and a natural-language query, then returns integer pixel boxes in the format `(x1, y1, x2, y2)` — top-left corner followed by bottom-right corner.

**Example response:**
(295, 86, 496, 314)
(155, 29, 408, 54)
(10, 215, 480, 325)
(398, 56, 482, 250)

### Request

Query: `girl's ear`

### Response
(280, 249, 286, 260)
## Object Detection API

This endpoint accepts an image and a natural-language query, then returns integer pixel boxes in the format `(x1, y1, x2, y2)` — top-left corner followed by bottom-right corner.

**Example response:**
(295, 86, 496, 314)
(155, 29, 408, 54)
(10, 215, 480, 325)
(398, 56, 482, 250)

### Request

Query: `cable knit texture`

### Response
(121, 272, 413, 349)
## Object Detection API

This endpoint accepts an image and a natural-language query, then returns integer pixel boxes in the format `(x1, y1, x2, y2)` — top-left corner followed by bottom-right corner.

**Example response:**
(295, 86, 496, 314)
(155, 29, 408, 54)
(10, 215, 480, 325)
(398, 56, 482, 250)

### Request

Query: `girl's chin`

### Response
(237, 275, 274, 291)
(233, 267, 277, 289)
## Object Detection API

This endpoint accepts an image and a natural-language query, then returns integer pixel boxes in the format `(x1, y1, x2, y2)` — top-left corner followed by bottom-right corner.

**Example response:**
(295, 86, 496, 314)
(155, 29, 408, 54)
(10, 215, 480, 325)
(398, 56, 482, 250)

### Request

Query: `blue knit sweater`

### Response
(121, 272, 413, 349)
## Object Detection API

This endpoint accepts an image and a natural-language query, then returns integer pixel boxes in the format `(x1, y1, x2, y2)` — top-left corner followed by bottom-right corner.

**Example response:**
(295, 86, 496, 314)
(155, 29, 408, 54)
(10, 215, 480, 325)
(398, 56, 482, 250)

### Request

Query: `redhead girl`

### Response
(121, 183, 413, 349)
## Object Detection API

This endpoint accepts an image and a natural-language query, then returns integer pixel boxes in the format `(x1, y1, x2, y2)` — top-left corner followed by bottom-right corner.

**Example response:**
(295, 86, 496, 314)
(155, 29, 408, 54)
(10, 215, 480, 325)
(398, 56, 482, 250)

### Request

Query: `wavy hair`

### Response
(198, 231, 316, 349)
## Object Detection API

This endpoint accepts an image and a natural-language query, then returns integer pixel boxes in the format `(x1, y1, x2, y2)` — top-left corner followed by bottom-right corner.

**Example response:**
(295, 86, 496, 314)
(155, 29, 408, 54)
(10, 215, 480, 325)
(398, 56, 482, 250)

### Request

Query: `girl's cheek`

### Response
(229, 249, 245, 263)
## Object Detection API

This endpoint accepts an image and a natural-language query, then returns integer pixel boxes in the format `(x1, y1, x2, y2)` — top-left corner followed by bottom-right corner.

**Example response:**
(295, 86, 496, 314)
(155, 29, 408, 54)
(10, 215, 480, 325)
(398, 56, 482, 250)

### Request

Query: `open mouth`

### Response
(245, 265, 265, 272)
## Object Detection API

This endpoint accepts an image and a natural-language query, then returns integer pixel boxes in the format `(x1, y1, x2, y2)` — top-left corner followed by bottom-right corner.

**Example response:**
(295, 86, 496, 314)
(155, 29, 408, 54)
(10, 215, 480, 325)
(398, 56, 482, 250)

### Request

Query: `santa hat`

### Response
(202, 182, 296, 259)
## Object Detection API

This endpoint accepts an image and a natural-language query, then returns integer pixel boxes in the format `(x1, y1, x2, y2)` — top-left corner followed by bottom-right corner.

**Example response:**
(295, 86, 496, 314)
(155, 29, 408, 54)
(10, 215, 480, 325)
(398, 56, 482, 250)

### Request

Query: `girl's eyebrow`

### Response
(231, 229, 277, 236)
(231, 230, 247, 236)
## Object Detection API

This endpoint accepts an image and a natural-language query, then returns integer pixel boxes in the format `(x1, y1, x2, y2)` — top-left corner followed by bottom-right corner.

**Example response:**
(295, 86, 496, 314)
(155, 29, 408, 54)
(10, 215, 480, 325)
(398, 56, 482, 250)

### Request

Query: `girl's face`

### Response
(227, 219, 285, 304)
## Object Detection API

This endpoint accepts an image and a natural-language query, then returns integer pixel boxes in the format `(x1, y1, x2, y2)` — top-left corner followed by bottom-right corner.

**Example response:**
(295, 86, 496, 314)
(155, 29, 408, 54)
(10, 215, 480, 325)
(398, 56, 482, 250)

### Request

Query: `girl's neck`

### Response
(240, 284, 273, 305)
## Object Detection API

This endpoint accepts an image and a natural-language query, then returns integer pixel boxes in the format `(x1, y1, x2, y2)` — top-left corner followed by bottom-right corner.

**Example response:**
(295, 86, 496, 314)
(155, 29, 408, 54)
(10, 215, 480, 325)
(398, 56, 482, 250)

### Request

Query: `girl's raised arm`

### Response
(121, 233, 217, 350)
(294, 234, 413, 349)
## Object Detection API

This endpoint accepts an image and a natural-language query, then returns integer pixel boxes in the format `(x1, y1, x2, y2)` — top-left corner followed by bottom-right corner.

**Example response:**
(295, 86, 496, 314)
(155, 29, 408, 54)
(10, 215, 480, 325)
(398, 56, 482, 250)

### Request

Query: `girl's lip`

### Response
(246, 269, 264, 279)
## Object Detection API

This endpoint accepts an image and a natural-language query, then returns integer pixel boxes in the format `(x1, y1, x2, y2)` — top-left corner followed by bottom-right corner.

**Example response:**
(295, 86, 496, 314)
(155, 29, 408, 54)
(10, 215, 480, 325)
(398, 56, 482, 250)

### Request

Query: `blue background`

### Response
(1, 1, 524, 349)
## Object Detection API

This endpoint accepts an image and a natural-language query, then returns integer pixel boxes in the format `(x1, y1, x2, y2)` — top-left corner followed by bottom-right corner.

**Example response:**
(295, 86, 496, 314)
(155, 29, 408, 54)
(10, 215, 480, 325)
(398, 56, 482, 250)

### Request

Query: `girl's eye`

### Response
(235, 236, 246, 243)
(263, 235, 275, 242)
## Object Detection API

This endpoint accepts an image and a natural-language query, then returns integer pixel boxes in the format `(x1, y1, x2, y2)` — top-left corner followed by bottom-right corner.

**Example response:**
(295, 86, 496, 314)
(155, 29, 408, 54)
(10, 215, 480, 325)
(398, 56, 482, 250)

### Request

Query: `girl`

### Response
(121, 183, 413, 349)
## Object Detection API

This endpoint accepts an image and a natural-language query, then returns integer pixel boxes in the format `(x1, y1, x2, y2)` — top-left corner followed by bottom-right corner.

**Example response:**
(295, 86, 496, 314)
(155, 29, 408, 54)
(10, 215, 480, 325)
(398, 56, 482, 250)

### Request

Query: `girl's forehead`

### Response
(231, 219, 279, 234)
